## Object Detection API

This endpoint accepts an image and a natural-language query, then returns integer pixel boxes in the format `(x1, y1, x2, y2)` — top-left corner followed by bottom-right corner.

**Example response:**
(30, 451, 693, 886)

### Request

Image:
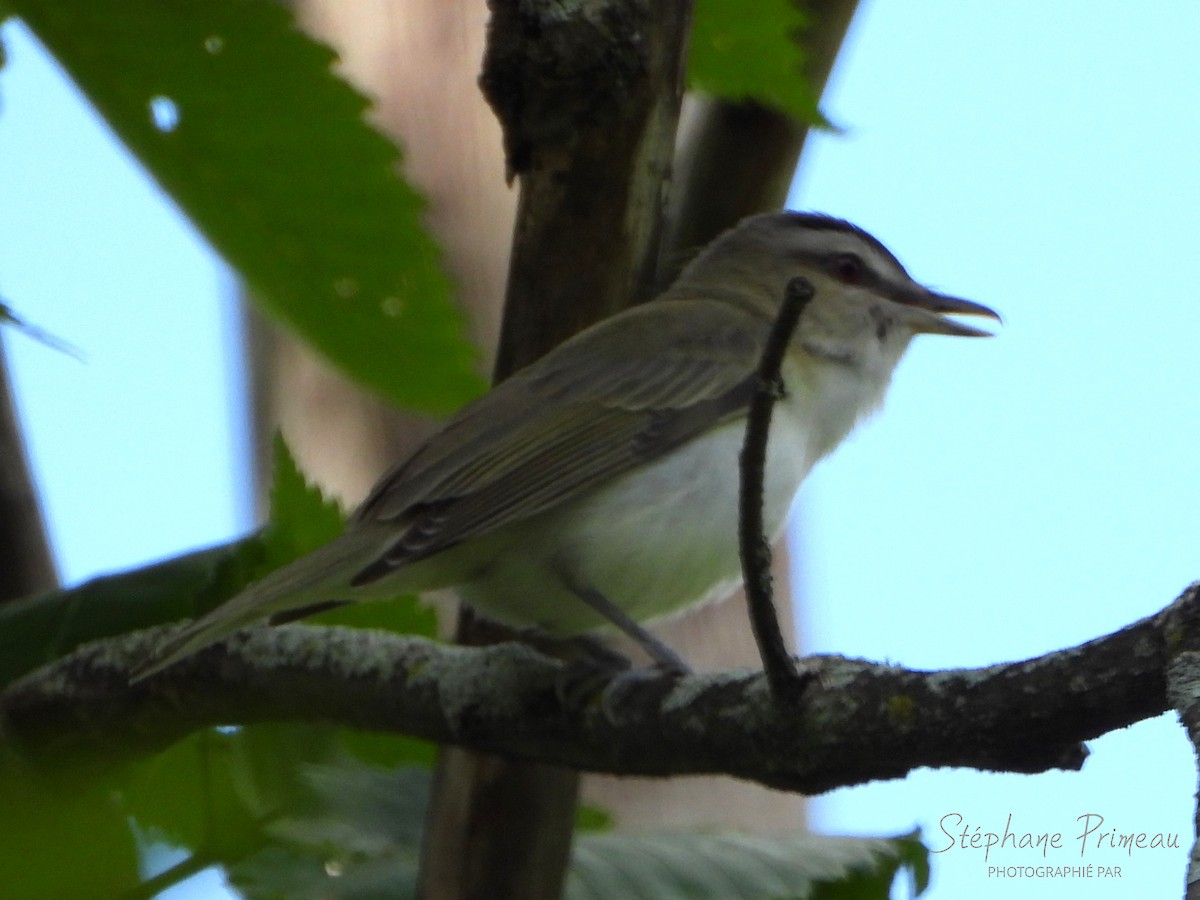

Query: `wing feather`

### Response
(349, 299, 768, 584)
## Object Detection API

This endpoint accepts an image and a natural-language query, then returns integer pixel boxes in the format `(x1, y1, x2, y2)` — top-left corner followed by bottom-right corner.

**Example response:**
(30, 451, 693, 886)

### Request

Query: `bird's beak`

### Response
(888, 284, 1002, 337)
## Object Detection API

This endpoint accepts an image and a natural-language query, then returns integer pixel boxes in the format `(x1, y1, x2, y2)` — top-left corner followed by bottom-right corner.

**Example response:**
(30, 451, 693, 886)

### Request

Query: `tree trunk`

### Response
(0, 346, 57, 603)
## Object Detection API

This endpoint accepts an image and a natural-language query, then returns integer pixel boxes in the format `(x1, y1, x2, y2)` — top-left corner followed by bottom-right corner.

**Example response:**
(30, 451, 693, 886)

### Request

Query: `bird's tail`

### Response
(130, 530, 383, 683)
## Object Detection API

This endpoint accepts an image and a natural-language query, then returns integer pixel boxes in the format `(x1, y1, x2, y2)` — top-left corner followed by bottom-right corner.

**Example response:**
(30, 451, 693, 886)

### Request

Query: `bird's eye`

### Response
(831, 253, 865, 284)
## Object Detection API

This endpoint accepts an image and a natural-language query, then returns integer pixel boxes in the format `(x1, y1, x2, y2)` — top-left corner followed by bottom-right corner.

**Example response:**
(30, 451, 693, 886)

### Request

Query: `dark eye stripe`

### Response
(832, 253, 864, 284)
(780, 211, 910, 277)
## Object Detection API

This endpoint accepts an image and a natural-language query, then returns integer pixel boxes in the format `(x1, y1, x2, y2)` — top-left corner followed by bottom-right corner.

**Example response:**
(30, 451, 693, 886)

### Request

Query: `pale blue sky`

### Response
(2, 4, 1198, 898)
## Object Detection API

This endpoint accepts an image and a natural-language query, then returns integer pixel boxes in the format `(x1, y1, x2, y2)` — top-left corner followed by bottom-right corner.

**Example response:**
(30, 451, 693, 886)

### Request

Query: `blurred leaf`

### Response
(0, 437, 361, 688)
(0, 431, 436, 892)
(307, 593, 436, 637)
(575, 804, 615, 833)
(228, 757, 928, 900)
(0, 536, 264, 688)
(89, 724, 343, 898)
(19, 720, 433, 897)
(269, 760, 430, 851)
(689, 0, 825, 125)
(337, 729, 437, 771)
(11, 0, 485, 412)
(262, 433, 439, 640)
(566, 829, 929, 900)
(261, 433, 345, 568)
(233, 844, 418, 900)
(123, 729, 269, 856)
(228, 758, 429, 900)
(0, 745, 140, 900)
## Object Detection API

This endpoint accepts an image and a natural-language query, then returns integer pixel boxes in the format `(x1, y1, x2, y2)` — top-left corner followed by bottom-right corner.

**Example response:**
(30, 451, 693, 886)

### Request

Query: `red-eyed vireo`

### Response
(137, 212, 999, 679)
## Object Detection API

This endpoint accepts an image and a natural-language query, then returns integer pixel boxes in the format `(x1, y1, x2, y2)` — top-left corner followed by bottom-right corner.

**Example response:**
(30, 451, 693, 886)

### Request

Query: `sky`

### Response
(2, 3, 1199, 899)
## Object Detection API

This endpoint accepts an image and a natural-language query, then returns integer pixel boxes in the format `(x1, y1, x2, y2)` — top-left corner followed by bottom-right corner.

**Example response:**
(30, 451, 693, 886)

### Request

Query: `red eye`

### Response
(832, 254, 864, 284)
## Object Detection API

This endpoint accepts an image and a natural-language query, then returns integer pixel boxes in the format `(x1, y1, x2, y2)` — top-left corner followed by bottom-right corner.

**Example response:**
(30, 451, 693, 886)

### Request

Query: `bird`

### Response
(134, 211, 999, 680)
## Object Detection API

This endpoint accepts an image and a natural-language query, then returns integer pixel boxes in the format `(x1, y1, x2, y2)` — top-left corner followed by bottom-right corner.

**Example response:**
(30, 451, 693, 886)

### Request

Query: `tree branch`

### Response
(1164, 600, 1200, 896)
(7, 582, 1195, 793)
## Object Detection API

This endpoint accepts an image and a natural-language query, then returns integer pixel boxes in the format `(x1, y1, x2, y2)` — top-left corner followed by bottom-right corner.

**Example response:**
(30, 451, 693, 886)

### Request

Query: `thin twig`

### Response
(738, 275, 814, 700)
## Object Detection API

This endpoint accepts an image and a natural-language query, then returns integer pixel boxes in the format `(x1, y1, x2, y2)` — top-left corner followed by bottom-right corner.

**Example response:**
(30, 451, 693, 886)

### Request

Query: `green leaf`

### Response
(0, 745, 140, 900)
(117, 724, 352, 894)
(10, 0, 485, 412)
(689, 0, 825, 124)
(1, 716, 431, 897)
(337, 729, 436, 771)
(566, 829, 930, 900)
(228, 758, 429, 900)
(262, 433, 345, 568)
(0, 437, 335, 688)
(263, 434, 437, 640)
(575, 804, 615, 833)
(225, 754, 928, 900)
(0, 436, 441, 689)
(122, 729, 274, 856)
(0, 536, 265, 689)
(269, 759, 430, 852)
(814, 831, 930, 899)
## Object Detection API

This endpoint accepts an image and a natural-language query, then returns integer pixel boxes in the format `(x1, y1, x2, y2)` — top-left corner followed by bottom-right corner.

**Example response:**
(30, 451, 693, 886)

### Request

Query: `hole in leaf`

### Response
(148, 96, 180, 132)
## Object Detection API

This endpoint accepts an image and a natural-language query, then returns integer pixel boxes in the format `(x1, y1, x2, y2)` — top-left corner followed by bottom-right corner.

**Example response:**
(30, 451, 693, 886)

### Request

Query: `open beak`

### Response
(888, 284, 1002, 337)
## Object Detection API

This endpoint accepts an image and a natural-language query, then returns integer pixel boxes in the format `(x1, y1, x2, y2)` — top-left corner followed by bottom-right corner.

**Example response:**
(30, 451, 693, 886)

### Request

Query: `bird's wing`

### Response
(349, 298, 769, 584)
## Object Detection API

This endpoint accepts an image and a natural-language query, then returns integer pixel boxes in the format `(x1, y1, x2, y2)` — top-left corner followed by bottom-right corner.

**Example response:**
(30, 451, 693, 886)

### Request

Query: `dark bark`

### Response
(420, 2, 695, 896)
(10, 582, 1195, 791)
(0, 346, 57, 604)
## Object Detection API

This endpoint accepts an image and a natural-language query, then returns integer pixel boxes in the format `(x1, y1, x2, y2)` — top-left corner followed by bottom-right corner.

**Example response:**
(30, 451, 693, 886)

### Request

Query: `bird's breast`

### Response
(457, 404, 815, 634)
(785, 352, 888, 464)
(453, 353, 890, 636)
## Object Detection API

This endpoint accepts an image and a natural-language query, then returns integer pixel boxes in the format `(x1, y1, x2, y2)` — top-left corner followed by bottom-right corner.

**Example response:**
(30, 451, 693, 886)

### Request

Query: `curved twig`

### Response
(739, 275, 814, 699)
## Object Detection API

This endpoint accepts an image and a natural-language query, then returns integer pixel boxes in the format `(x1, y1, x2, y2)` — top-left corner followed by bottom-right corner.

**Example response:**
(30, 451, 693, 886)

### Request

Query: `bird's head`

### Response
(674, 211, 1001, 377)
